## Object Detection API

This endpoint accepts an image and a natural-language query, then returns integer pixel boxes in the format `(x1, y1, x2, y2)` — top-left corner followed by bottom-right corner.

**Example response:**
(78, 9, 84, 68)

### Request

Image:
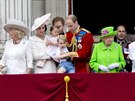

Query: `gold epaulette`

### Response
(80, 28, 91, 33)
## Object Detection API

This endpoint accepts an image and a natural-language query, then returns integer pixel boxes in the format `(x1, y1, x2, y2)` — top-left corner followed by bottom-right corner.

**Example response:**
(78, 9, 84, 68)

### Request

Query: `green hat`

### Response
(99, 26, 117, 38)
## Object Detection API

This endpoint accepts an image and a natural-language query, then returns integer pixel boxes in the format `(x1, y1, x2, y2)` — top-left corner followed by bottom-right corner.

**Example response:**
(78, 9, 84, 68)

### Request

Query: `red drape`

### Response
(0, 73, 135, 101)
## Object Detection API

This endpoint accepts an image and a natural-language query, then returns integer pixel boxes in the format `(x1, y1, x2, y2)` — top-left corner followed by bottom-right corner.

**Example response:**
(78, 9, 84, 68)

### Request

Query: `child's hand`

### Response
(46, 40, 53, 45)
(47, 40, 57, 46)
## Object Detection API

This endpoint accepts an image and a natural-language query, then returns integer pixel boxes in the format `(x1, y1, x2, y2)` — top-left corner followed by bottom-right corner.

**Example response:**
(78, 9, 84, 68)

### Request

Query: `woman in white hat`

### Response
(29, 13, 57, 73)
(0, 19, 33, 74)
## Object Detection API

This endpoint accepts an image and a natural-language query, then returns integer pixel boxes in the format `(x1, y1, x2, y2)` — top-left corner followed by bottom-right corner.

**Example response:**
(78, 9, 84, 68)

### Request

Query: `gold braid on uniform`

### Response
(81, 28, 90, 33)
(68, 34, 77, 52)
(66, 26, 81, 52)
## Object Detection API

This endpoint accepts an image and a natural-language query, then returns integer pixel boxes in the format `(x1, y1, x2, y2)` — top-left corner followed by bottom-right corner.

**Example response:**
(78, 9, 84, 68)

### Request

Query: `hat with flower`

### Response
(99, 26, 117, 38)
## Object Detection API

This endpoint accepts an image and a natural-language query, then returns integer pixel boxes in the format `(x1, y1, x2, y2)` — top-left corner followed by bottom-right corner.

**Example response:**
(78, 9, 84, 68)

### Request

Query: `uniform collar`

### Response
(73, 25, 80, 35)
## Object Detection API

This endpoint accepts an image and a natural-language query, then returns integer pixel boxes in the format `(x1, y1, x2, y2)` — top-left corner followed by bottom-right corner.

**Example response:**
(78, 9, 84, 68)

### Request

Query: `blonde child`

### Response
(55, 35, 75, 73)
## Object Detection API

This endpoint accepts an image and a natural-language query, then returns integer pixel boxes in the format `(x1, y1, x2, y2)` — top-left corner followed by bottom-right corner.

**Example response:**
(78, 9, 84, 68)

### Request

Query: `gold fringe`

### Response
(67, 35, 77, 52)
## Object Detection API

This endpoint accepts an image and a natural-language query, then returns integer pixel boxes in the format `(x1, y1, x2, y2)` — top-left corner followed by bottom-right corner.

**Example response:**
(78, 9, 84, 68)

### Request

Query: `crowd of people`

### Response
(0, 13, 134, 74)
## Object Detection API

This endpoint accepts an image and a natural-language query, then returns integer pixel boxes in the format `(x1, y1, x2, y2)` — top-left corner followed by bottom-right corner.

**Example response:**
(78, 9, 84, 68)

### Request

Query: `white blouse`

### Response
(129, 41, 135, 61)
(129, 41, 135, 72)
(55, 47, 69, 63)
(0, 39, 33, 74)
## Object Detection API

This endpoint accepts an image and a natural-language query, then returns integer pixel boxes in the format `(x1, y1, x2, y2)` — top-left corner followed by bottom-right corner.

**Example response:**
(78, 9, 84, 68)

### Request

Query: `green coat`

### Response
(89, 41, 126, 73)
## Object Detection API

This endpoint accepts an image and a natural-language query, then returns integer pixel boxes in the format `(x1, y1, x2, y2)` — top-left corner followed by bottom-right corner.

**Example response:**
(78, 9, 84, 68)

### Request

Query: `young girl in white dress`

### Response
(46, 26, 60, 62)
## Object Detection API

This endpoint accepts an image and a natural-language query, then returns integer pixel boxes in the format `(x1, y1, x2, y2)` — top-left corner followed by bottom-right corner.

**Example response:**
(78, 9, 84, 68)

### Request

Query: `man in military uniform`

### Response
(65, 15, 94, 73)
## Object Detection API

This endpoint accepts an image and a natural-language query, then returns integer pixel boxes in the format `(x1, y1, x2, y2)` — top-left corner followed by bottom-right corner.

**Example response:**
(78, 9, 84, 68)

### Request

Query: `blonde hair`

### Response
(14, 29, 26, 39)
(58, 35, 67, 43)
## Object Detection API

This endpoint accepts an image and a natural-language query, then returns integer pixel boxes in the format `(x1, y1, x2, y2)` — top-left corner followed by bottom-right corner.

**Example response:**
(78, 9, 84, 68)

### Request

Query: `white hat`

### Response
(4, 19, 29, 34)
(31, 13, 51, 31)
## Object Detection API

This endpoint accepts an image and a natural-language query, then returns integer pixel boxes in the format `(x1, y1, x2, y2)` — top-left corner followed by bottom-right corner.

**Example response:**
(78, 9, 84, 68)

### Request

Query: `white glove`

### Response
(1, 67, 7, 74)
(108, 63, 119, 70)
(99, 65, 109, 72)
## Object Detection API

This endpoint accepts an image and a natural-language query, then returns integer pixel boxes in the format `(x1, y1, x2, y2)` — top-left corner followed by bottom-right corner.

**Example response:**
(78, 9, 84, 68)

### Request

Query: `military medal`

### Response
(78, 43, 82, 49)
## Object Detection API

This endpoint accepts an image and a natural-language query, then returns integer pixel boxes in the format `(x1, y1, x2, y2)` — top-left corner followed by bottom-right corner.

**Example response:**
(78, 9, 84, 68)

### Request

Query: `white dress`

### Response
(0, 38, 33, 74)
(29, 35, 56, 73)
(46, 35, 59, 62)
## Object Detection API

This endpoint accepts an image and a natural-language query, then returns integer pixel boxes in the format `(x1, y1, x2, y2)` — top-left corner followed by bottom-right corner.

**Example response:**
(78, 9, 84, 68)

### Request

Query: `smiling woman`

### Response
(29, 13, 57, 73)
(0, 19, 33, 74)
(89, 26, 126, 73)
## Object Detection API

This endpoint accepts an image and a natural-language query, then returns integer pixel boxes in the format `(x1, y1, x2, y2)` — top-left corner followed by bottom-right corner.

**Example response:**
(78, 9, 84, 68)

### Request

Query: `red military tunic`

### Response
(66, 27, 94, 73)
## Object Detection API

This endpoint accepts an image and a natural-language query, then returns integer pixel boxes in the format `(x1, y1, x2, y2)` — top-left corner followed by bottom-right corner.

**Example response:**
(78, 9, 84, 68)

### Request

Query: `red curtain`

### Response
(0, 73, 135, 101)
